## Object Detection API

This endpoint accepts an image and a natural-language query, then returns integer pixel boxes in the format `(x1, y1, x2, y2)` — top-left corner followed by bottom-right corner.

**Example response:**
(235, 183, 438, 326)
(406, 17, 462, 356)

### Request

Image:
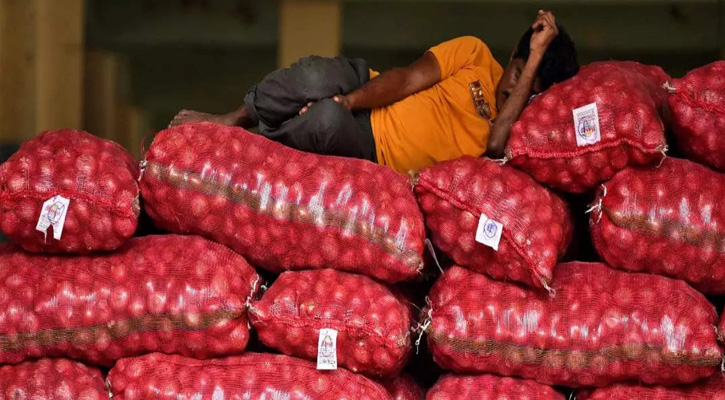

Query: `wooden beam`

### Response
(278, 0, 341, 68)
(116, 104, 148, 160)
(0, 0, 38, 142)
(35, 0, 84, 132)
(0, 0, 84, 143)
(84, 51, 148, 157)
(84, 50, 120, 140)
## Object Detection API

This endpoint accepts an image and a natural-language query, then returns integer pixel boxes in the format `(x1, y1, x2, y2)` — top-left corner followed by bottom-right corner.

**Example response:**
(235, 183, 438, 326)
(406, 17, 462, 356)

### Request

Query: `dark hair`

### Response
(513, 24, 579, 91)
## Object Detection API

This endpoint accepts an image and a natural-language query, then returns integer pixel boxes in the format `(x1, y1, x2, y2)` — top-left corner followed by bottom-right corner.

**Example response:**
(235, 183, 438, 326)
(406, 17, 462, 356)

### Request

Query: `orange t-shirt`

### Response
(370, 36, 503, 174)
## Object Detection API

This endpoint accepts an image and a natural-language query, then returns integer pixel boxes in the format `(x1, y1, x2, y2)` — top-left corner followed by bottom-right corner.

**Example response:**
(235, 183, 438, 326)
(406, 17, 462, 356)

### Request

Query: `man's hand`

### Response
(298, 95, 351, 116)
(487, 10, 557, 158)
(332, 95, 352, 110)
(529, 10, 559, 56)
(299, 102, 313, 115)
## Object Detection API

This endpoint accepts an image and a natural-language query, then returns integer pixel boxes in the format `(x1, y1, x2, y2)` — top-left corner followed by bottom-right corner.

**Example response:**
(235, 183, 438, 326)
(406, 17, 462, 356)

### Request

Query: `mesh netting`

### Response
(108, 352, 394, 400)
(414, 156, 572, 289)
(427, 373, 565, 400)
(140, 123, 424, 283)
(0, 235, 259, 366)
(0, 358, 107, 399)
(507, 61, 669, 193)
(591, 157, 725, 294)
(667, 61, 725, 171)
(577, 373, 725, 400)
(380, 374, 425, 400)
(249, 269, 412, 378)
(426, 263, 722, 388)
(0, 130, 140, 253)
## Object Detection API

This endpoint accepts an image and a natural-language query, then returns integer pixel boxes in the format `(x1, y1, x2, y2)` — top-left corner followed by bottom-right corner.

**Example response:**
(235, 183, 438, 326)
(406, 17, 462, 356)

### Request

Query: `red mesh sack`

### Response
(578, 373, 725, 400)
(0, 358, 107, 400)
(667, 61, 725, 171)
(140, 123, 424, 283)
(0, 130, 140, 253)
(249, 269, 412, 378)
(590, 157, 725, 294)
(427, 373, 565, 400)
(0, 234, 259, 366)
(381, 374, 425, 400)
(426, 263, 722, 387)
(108, 352, 394, 400)
(507, 61, 669, 193)
(414, 156, 571, 289)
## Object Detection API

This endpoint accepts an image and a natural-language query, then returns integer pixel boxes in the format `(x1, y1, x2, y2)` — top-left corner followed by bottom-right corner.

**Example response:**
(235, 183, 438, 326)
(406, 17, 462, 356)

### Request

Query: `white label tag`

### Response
(316, 328, 338, 370)
(36, 195, 70, 241)
(572, 102, 601, 147)
(475, 213, 503, 251)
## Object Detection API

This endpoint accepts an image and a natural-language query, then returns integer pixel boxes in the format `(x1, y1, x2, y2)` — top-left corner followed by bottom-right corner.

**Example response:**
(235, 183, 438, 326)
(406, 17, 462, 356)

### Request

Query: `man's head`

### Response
(495, 24, 578, 109)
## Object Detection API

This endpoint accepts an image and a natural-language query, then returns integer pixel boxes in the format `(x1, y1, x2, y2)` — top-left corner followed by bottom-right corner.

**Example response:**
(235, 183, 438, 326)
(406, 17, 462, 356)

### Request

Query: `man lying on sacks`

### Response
(169, 10, 578, 175)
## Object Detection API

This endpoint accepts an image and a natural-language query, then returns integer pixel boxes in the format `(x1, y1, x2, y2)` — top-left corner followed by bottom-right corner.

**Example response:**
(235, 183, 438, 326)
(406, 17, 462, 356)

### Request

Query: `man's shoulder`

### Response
(429, 36, 494, 62)
(439, 36, 489, 49)
(427, 36, 499, 80)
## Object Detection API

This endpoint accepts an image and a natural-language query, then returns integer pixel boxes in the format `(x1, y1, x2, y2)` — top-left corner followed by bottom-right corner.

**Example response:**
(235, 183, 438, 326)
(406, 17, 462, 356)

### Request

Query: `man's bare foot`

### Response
(168, 110, 240, 128)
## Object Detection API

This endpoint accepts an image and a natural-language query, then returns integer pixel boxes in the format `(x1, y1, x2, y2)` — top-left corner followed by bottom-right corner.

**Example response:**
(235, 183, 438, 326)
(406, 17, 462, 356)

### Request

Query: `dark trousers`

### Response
(243, 56, 377, 162)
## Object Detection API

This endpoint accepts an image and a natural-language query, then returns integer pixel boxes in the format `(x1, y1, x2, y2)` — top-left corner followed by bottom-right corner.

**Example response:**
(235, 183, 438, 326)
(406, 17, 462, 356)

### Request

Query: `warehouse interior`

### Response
(0, 0, 723, 159)
(0, 0, 725, 396)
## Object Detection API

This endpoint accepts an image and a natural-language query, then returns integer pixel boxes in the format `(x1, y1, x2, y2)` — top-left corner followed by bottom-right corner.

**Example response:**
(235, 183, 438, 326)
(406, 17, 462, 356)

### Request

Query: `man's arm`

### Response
(485, 10, 558, 159)
(300, 52, 442, 115)
(342, 52, 441, 110)
(484, 54, 543, 159)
